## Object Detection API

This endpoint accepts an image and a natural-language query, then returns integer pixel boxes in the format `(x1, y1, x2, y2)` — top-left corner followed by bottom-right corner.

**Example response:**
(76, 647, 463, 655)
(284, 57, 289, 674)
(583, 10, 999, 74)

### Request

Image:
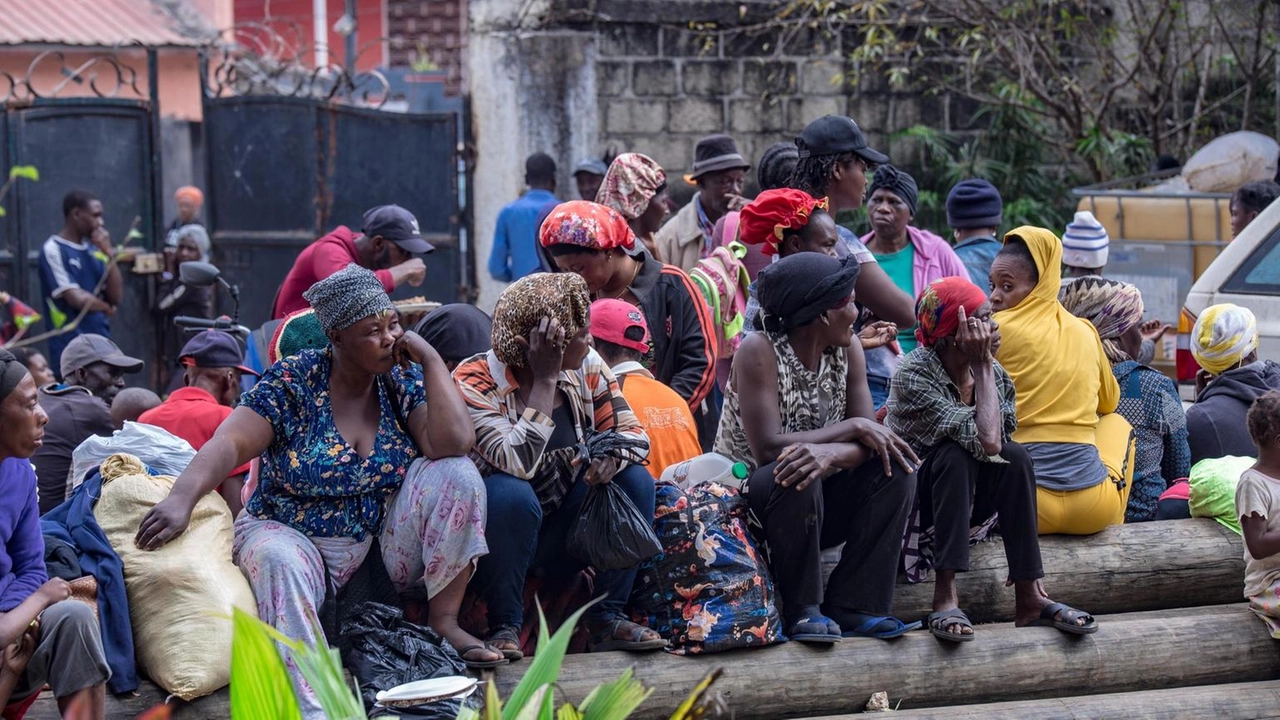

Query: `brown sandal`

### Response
(587, 617, 666, 652)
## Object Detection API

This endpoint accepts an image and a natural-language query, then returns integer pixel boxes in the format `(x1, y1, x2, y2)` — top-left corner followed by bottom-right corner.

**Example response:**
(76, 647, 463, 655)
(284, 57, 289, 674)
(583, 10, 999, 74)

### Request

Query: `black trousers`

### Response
(746, 457, 915, 618)
(917, 440, 1043, 582)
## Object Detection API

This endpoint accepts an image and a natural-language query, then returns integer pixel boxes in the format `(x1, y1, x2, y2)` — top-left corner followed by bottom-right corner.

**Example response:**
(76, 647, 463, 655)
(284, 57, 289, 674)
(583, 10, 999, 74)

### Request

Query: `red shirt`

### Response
(271, 227, 396, 319)
(138, 387, 250, 477)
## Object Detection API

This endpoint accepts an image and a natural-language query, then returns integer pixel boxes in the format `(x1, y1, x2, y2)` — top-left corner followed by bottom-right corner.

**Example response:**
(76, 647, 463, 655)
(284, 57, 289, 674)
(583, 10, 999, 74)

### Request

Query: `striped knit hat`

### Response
(1061, 211, 1109, 269)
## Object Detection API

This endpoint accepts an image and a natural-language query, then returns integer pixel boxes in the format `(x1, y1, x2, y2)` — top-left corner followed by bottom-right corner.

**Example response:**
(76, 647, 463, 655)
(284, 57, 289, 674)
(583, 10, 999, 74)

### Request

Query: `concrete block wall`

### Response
(591, 23, 926, 195)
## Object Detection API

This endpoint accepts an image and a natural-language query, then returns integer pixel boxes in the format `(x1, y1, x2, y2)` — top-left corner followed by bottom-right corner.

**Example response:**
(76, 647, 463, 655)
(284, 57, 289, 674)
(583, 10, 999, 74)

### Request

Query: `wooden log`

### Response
(807, 680, 1280, 719)
(877, 518, 1244, 623)
(491, 605, 1280, 720)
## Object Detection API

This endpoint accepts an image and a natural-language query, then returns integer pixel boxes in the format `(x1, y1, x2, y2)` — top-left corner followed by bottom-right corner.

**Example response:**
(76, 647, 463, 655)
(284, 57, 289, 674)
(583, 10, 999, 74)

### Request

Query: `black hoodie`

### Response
(1186, 360, 1280, 465)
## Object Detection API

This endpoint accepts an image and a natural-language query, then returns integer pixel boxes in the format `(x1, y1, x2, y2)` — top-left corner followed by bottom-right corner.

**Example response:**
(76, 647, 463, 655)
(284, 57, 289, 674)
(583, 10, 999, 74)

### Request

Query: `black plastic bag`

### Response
(338, 602, 470, 719)
(570, 480, 663, 571)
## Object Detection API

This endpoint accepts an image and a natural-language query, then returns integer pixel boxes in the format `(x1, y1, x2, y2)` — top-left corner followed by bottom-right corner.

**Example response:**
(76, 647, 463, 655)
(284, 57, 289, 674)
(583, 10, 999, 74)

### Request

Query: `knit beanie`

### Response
(1061, 211, 1110, 269)
(946, 179, 1003, 230)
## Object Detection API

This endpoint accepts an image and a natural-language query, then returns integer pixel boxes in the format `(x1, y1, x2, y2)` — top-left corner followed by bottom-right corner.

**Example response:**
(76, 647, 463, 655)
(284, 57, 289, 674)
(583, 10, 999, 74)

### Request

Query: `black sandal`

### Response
(486, 625, 525, 662)
(587, 617, 667, 652)
(1028, 602, 1098, 635)
(457, 643, 508, 669)
(927, 608, 975, 643)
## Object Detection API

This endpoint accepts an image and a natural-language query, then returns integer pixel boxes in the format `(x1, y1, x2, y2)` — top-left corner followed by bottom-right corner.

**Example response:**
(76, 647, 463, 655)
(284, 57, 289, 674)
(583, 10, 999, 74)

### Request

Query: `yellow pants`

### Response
(1036, 414, 1136, 535)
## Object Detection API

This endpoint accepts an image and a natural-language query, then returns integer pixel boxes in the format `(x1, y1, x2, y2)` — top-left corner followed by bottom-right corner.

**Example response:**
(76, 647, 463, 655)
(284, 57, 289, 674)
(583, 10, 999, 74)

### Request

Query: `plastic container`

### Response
(659, 453, 750, 490)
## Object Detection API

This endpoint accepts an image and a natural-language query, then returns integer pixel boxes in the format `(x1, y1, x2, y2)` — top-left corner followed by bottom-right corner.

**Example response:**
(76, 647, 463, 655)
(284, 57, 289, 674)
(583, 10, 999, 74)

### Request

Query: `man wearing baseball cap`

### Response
(588, 299, 700, 478)
(139, 330, 260, 514)
(272, 204, 433, 319)
(572, 157, 609, 202)
(656, 134, 752, 273)
(32, 333, 144, 513)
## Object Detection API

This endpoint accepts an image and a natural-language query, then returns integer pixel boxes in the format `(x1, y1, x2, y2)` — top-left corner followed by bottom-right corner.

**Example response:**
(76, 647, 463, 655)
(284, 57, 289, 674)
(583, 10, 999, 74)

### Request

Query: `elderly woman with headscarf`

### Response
(859, 165, 968, 407)
(156, 223, 215, 389)
(715, 252, 919, 643)
(1185, 304, 1280, 464)
(885, 277, 1096, 642)
(596, 153, 670, 262)
(0, 350, 111, 719)
(136, 265, 497, 714)
(1061, 277, 1191, 522)
(540, 201, 719, 448)
(989, 228, 1135, 535)
(453, 273, 659, 657)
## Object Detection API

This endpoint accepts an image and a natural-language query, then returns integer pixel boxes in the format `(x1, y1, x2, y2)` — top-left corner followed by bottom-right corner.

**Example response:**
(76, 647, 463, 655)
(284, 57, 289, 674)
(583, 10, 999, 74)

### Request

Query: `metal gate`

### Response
(0, 52, 161, 376)
(201, 52, 465, 331)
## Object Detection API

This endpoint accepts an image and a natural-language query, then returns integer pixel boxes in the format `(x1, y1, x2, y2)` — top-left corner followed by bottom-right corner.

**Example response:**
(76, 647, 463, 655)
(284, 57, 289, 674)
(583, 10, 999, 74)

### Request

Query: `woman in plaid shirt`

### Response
(886, 277, 1097, 642)
(454, 273, 661, 658)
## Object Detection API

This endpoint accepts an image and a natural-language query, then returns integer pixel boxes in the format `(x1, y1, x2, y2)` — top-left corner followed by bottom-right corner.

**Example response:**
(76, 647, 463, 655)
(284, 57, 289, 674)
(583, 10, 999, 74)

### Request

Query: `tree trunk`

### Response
(492, 606, 1280, 719)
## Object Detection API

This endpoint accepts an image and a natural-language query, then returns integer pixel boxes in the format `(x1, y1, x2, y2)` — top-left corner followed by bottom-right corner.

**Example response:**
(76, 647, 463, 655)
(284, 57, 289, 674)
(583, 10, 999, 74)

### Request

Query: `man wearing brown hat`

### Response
(656, 134, 751, 272)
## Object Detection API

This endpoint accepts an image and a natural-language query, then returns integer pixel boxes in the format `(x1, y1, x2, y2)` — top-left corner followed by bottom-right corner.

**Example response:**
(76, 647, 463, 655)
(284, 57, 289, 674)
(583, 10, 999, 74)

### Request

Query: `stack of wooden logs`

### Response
(26, 518, 1262, 719)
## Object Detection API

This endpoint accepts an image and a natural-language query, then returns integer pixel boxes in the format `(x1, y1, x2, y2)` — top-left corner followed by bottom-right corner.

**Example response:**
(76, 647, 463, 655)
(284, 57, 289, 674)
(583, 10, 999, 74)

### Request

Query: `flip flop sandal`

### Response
(457, 643, 508, 669)
(788, 615, 843, 644)
(588, 618, 668, 652)
(840, 615, 921, 640)
(1028, 602, 1099, 635)
(486, 625, 525, 662)
(927, 608, 975, 643)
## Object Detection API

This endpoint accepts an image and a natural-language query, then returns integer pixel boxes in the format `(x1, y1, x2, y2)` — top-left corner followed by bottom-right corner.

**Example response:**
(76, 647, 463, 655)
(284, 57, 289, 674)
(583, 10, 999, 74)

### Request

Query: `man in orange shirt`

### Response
(589, 299, 701, 478)
(138, 330, 258, 514)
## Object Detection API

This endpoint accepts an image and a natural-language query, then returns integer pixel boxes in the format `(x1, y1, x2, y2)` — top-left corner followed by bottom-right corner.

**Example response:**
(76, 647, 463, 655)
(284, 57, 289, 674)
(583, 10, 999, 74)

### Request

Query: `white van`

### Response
(1180, 197, 1280, 389)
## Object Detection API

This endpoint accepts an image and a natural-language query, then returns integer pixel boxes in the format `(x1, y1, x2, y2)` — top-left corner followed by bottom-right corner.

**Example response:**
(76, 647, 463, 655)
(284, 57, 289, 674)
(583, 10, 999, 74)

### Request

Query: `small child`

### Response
(1236, 390, 1280, 637)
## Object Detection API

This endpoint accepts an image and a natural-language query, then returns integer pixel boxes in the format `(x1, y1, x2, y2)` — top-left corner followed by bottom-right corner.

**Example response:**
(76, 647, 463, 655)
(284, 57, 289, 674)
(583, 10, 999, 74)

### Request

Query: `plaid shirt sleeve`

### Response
(887, 350, 1013, 463)
(585, 353, 650, 463)
(453, 357, 554, 480)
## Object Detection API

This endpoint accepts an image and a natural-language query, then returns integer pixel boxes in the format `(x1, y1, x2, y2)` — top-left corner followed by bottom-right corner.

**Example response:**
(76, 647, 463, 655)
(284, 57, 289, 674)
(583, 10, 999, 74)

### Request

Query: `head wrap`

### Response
(0, 348, 29, 404)
(738, 189, 830, 256)
(172, 223, 211, 262)
(269, 308, 329, 364)
(491, 273, 592, 369)
(1191, 303, 1259, 376)
(414, 304, 493, 364)
(1058, 277, 1145, 363)
(596, 154, 667, 221)
(175, 186, 204, 205)
(914, 277, 991, 348)
(867, 164, 919, 216)
(539, 201, 639, 254)
(302, 263, 395, 334)
(755, 253, 861, 334)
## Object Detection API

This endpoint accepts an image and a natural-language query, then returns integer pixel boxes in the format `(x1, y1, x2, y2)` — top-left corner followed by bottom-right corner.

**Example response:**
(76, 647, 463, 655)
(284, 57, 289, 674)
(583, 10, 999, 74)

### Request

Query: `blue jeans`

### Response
(867, 376, 890, 411)
(472, 464, 657, 628)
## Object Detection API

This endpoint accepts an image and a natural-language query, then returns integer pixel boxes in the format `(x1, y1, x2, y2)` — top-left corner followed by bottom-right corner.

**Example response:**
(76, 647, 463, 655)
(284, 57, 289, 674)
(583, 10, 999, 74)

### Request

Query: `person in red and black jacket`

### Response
(540, 201, 720, 448)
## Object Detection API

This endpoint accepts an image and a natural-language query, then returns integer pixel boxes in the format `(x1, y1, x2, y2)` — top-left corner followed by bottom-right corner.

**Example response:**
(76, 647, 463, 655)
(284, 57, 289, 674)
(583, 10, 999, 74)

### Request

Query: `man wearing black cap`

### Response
(488, 153, 561, 283)
(656, 134, 751, 272)
(272, 204, 432, 319)
(32, 333, 144, 513)
(573, 157, 609, 202)
(139, 330, 260, 514)
(945, 179, 1005, 289)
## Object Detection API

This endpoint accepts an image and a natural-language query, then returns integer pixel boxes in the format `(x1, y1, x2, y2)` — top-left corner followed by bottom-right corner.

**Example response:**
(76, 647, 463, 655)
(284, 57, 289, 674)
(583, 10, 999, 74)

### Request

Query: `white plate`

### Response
(376, 676, 478, 705)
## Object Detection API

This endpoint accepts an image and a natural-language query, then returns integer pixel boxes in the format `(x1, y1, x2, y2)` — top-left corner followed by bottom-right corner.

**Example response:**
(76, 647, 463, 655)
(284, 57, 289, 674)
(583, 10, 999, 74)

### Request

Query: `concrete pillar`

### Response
(467, 0, 598, 310)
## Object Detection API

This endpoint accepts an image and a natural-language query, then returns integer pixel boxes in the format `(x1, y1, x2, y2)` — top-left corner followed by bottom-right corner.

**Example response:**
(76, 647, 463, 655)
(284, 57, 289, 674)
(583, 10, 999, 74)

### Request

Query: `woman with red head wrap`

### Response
(737, 189, 834, 257)
(885, 276, 1097, 643)
(541, 201, 719, 448)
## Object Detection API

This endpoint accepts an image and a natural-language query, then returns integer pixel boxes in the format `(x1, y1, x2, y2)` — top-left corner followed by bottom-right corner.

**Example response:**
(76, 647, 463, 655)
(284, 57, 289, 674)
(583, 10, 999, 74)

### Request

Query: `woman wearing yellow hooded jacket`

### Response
(988, 227, 1135, 534)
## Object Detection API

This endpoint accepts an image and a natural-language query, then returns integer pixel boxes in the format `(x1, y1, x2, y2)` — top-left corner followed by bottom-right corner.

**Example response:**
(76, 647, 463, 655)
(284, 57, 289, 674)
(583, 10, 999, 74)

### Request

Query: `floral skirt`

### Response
(1249, 580, 1280, 639)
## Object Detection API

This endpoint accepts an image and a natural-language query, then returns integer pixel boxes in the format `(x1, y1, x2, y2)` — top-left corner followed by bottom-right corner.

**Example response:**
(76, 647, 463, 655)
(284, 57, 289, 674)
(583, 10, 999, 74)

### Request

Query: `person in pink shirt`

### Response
(272, 205, 432, 319)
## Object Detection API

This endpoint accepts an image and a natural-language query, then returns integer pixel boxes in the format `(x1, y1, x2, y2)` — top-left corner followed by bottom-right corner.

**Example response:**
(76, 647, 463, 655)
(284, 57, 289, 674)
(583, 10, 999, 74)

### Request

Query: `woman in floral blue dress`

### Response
(136, 265, 499, 717)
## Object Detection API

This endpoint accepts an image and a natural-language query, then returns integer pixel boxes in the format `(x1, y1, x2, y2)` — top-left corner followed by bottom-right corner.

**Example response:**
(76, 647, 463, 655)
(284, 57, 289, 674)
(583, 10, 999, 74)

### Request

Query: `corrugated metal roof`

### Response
(0, 0, 205, 47)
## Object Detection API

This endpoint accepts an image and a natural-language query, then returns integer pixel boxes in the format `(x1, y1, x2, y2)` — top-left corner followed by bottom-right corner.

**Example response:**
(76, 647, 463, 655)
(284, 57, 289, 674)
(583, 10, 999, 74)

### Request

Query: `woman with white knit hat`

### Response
(1060, 210, 1110, 281)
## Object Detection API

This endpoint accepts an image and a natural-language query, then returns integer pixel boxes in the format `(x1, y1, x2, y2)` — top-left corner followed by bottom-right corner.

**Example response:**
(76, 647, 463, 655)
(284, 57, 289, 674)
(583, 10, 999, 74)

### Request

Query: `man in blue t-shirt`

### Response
(487, 153, 560, 282)
(39, 191, 123, 377)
